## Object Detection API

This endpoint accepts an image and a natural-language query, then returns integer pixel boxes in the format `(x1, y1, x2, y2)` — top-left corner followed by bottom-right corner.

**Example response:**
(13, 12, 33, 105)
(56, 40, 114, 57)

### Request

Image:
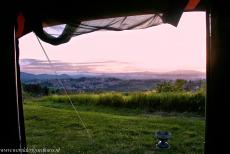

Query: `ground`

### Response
(24, 98, 205, 154)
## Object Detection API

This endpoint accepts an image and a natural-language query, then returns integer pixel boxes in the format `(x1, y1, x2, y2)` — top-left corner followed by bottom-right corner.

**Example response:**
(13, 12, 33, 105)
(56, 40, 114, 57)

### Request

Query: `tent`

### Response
(1, 0, 229, 153)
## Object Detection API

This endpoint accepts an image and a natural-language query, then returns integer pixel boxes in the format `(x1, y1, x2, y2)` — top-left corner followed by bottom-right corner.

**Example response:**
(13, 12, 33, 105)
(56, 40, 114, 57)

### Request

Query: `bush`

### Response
(42, 91, 205, 115)
(22, 83, 49, 96)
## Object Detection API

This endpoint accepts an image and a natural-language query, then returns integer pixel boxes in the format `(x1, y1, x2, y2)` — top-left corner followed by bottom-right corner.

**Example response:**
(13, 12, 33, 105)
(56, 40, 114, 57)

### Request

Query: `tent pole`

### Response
(16, 39, 27, 149)
(0, 12, 26, 151)
(205, 1, 230, 153)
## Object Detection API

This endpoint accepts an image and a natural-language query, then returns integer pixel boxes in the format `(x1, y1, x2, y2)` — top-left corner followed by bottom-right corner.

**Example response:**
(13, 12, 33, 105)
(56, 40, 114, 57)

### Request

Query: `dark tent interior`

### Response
(0, 0, 229, 153)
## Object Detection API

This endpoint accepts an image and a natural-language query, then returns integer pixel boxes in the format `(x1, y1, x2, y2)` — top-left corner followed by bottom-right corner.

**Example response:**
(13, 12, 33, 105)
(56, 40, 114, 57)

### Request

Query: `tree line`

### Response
(22, 79, 206, 96)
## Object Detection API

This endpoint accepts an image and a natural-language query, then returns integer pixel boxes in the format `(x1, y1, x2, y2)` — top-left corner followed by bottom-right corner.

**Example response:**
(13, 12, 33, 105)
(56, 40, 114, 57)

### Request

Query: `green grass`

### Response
(42, 91, 205, 115)
(24, 96, 205, 154)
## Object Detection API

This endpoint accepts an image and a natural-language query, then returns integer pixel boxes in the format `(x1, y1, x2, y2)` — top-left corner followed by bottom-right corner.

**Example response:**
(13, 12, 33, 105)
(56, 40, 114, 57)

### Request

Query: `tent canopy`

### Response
(17, 0, 203, 45)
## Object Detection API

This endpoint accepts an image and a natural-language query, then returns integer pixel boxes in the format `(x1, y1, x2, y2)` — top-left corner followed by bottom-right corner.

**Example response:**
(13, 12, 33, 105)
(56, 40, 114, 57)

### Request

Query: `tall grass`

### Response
(43, 91, 205, 115)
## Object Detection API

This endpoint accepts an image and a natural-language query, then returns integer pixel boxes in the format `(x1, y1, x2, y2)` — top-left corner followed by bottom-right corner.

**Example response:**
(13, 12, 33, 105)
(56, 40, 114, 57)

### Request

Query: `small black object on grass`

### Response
(155, 130, 171, 149)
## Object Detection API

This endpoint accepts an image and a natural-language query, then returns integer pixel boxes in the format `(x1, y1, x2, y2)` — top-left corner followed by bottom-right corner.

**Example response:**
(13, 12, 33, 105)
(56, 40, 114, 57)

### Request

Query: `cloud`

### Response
(19, 58, 133, 74)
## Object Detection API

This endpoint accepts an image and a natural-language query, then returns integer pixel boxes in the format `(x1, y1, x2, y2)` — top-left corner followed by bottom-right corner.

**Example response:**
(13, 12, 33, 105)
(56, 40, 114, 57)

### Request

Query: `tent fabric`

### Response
(70, 14, 163, 34)
(38, 14, 163, 45)
(20, 0, 191, 45)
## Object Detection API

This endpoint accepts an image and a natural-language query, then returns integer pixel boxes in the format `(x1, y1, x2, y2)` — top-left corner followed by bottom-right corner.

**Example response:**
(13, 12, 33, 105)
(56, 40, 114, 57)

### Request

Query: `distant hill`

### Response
(20, 72, 71, 81)
(20, 72, 38, 81)
(21, 70, 205, 82)
(20, 71, 205, 93)
(98, 70, 205, 80)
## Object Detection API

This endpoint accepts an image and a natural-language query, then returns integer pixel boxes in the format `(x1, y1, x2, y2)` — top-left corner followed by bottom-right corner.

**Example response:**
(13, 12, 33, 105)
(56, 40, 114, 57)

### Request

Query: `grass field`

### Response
(23, 95, 205, 154)
(43, 91, 205, 115)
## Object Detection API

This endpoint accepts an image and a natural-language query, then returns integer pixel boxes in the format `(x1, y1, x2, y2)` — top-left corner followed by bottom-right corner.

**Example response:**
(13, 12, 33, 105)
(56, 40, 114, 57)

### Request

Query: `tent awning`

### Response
(17, 0, 202, 45)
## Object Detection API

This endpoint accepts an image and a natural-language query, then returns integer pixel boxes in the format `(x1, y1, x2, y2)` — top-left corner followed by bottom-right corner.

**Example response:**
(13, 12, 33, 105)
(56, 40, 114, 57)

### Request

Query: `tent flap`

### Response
(20, 0, 191, 45)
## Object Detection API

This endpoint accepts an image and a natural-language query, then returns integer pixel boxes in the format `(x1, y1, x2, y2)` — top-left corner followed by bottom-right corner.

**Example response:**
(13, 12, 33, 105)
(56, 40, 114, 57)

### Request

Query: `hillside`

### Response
(21, 70, 205, 81)
(21, 71, 205, 93)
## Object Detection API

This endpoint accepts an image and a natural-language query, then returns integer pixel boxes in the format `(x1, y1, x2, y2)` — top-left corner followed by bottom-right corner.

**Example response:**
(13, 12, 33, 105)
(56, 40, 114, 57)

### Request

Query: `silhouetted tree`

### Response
(22, 83, 50, 96)
(155, 81, 174, 92)
(174, 79, 187, 92)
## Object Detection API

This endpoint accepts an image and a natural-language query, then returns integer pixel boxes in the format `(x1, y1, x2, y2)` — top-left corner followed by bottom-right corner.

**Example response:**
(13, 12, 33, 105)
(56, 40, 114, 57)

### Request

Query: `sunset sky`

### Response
(19, 12, 206, 74)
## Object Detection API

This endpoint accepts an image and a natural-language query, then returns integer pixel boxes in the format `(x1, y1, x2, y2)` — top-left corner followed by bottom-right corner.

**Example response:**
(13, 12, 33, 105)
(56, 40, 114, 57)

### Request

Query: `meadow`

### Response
(23, 91, 205, 153)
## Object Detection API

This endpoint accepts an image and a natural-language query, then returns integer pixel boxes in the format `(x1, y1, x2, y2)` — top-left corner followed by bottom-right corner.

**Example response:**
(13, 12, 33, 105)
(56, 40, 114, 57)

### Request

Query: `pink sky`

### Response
(19, 12, 206, 74)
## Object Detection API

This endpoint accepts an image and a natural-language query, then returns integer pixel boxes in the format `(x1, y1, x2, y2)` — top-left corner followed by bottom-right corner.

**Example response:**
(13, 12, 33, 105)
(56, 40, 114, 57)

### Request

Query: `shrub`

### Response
(42, 91, 205, 115)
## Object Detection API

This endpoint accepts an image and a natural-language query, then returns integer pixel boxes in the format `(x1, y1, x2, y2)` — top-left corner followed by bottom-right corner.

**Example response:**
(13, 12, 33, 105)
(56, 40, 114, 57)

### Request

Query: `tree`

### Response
(155, 79, 187, 93)
(22, 83, 50, 96)
(155, 81, 175, 93)
(174, 79, 186, 92)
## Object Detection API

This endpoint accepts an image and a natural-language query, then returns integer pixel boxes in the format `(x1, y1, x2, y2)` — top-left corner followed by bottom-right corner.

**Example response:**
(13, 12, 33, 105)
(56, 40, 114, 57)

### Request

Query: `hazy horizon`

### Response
(19, 12, 206, 74)
(19, 59, 205, 75)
